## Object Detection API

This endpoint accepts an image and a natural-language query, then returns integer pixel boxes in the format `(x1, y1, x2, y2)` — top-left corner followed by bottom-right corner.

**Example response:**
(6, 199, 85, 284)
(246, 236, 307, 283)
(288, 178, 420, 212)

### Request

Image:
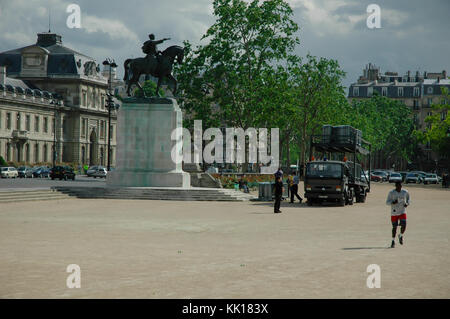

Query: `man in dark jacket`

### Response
(274, 176, 284, 213)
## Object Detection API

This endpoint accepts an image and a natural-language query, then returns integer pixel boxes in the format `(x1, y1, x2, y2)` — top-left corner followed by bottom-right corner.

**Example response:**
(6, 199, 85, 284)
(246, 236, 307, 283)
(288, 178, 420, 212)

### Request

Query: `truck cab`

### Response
(304, 160, 368, 206)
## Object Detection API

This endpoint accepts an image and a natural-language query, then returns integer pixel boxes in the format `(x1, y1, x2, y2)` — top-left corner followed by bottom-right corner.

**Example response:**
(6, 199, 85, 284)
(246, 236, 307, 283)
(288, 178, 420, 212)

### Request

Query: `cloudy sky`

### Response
(0, 0, 449, 89)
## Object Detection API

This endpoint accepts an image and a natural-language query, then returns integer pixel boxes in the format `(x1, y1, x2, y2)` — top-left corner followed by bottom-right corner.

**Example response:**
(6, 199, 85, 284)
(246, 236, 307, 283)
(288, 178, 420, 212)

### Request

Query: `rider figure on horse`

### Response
(142, 34, 170, 64)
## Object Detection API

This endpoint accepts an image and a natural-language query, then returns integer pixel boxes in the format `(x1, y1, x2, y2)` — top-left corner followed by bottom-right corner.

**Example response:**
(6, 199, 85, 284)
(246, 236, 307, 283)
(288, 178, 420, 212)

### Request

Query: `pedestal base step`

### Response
(52, 186, 256, 202)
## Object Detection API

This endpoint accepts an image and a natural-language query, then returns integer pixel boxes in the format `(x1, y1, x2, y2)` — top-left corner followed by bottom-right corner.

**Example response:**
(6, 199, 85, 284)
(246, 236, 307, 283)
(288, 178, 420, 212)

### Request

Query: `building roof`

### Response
(0, 33, 104, 82)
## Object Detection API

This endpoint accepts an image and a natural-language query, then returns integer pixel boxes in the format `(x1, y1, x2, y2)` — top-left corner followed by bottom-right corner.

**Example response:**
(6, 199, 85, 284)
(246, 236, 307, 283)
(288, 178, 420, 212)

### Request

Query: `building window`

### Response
(26, 115, 30, 131)
(16, 113, 21, 130)
(427, 87, 433, 94)
(82, 90, 87, 106)
(110, 124, 114, 141)
(34, 143, 39, 162)
(6, 113, 11, 129)
(0, 111, 2, 129)
(413, 113, 418, 124)
(81, 118, 86, 138)
(427, 98, 433, 107)
(367, 87, 373, 97)
(81, 146, 86, 164)
(35, 115, 40, 132)
(441, 112, 447, 121)
(44, 117, 48, 133)
(101, 95, 105, 109)
(441, 99, 446, 105)
(413, 100, 420, 110)
(413, 87, 419, 97)
(398, 87, 403, 97)
(6, 143, 11, 161)
(25, 144, 30, 162)
(100, 121, 105, 139)
(382, 87, 387, 96)
(353, 87, 359, 97)
(63, 119, 67, 136)
(43, 144, 48, 162)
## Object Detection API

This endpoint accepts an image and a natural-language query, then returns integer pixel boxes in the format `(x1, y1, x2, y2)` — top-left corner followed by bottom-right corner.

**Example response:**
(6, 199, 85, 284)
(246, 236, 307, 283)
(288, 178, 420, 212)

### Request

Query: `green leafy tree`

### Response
(415, 87, 450, 159)
(284, 55, 347, 169)
(347, 94, 416, 165)
(175, 0, 300, 130)
(133, 79, 165, 98)
(0, 155, 7, 166)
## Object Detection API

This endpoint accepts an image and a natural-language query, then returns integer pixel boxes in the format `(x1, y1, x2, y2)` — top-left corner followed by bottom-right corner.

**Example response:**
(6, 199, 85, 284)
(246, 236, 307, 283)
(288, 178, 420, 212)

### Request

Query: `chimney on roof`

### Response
(424, 71, 427, 78)
(0, 66, 6, 85)
(36, 32, 62, 47)
(444, 70, 447, 79)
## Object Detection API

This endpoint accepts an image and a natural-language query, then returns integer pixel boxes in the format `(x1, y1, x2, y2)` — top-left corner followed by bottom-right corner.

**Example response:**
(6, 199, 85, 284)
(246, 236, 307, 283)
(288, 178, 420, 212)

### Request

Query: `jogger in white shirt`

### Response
(386, 181, 410, 248)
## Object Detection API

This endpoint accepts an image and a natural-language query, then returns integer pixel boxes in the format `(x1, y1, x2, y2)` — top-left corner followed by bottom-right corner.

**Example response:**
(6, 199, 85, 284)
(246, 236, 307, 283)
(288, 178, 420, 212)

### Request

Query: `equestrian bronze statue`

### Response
(123, 34, 184, 97)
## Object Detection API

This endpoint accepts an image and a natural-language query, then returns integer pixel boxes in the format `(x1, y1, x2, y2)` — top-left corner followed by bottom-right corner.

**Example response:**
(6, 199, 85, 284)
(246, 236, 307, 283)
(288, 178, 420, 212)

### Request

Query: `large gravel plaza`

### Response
(0, 182, 449, 298)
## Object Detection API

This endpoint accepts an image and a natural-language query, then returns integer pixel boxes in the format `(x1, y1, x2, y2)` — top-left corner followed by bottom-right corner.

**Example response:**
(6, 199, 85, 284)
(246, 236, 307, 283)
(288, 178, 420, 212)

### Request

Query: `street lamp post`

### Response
(102, 58, 118, 172)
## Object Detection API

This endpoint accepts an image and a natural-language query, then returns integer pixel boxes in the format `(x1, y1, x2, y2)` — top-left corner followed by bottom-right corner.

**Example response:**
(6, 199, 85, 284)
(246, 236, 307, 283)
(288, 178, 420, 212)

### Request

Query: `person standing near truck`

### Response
(386, 181, 410, 248)
(290, 171, 303, 204)
(274, 176, 284, 213)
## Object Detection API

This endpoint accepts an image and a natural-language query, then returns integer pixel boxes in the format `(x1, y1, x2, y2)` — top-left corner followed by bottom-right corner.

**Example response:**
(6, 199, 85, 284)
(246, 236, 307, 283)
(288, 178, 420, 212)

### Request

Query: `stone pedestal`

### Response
(107, 97, 190, 188)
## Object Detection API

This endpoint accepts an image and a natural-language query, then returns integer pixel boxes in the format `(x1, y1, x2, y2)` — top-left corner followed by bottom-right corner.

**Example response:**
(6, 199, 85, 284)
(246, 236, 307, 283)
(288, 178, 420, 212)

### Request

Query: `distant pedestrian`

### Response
(290, 171, 303, 204)
(386, 181, 410, 248)
(274, 176, 284, 214)
(274, 167, 283, 180)
(238, 175, 249, 193)
(286, 173, 293, 197)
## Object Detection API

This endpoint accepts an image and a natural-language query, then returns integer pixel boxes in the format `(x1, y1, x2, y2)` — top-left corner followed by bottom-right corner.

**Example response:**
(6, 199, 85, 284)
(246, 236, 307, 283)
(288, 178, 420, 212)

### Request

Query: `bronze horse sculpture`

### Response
(123, 45, 184, 97)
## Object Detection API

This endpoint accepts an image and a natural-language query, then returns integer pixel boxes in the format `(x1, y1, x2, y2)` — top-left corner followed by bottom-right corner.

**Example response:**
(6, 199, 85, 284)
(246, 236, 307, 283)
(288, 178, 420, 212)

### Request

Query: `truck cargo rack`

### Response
(310, 134, 372, 191)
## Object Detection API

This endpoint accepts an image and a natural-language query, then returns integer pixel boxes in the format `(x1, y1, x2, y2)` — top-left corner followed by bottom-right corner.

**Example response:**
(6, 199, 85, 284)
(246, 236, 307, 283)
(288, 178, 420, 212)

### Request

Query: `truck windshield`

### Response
(306, 163, 342, 178)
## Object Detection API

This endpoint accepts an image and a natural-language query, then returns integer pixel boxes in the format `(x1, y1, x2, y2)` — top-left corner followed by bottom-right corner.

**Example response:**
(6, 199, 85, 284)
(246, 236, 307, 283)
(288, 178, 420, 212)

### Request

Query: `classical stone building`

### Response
(348, 63, 449, 171)
(0, 32, 119, 167)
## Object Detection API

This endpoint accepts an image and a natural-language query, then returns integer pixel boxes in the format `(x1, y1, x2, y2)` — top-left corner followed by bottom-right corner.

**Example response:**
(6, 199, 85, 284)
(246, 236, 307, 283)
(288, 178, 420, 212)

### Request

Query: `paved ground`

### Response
(0, 183, 449, 298)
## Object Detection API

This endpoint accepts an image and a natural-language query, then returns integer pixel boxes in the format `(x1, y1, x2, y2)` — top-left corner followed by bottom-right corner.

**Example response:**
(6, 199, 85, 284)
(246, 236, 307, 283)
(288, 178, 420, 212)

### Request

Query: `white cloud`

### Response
(82, 15, 139, 43)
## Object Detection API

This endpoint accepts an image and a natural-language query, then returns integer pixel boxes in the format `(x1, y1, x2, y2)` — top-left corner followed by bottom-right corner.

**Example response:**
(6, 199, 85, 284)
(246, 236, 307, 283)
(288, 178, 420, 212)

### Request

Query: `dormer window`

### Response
(398, 87, 403, 97)
(413, 87, 420, 97)
(382, 87, 387, 96)
(427, 87, 433, 94)
(353, 87, 359, 97)
(367, 87, 373, 97)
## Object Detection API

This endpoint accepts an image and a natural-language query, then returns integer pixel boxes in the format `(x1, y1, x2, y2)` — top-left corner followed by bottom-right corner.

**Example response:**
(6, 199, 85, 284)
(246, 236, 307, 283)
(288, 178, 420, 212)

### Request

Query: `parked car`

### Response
(50, 166, 76, 181)
(388, 172, 403, 183)
(398, 171, 408, 182)
(371, 171, 387, 182)
(32, 166, 50, 178)
(411, 171, 426, 183)
(424, 173, 439, 184)
(1, 167, 18, 178)
(405, 172, 421, 184)
(91, 167, 107, 178)
(86, 166, 105, 177)
(18, 166, 33, 178)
